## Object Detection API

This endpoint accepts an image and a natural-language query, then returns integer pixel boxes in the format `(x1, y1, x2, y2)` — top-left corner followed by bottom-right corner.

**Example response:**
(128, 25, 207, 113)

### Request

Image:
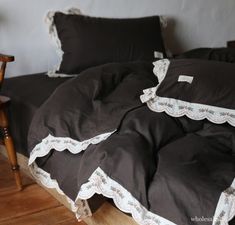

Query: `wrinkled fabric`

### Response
(28, 62, 157, 151)
(28, 62, 235, 225)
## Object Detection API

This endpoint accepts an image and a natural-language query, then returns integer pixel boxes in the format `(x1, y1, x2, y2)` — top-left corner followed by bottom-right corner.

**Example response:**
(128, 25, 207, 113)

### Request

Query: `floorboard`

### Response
(0, 150, 139, 225)
(0, 155, 86, 225)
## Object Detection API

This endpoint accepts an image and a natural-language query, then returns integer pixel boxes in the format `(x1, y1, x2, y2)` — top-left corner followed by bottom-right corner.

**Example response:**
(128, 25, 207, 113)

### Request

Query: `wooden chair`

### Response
(0, 53, 22, 190)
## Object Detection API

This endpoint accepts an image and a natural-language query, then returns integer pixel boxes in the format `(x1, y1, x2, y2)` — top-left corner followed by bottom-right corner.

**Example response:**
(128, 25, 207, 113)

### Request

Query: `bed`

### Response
(1, 7, 235, 225)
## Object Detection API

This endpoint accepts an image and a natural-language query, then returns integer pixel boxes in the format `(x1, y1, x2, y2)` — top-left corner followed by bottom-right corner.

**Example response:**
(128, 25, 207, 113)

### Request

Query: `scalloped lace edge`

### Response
(76, 167, 177, 225)
(146, 96, 235, 126)
(29, 156, 235, 225)
(141, 58, 235, 127)
(28, 131, 115, 165)
(29, 162, 92, 220)
(45, 7, 82, 77)
(77, 167, 235, 225)
(212, 179, 235, 225)
(30, 162, 177, 225)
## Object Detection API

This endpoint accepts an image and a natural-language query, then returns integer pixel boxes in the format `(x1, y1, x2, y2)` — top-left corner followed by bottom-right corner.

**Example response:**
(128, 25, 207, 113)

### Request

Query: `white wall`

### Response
(0, 0, 234, 77)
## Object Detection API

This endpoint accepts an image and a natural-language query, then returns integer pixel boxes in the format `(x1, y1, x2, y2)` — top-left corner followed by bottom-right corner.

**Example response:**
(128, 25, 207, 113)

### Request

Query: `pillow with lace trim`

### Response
(141, 58, 235, 126)
(45, 7, 82, 77)
(45, 7, 167, 77)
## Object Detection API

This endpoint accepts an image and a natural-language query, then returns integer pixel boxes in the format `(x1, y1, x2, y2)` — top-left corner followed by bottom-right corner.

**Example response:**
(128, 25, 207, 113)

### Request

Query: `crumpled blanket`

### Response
(28, 62, 235, 225)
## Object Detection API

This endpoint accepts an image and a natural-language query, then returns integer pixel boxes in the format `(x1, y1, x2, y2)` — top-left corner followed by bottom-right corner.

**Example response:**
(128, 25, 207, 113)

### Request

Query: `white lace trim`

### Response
(28, 131, 115, 165)
(30, 163, 92, 220)
(47, 71, 78, 78)
(140, 87, 158, 103)
(30, 162, 177, 224)
(29, 155, 235, 225)
(159, 16, 168, 29)
(152, 59, 170, 82)
(213, 179, 235, 225)
(77, 167, 177, 225)
(45, 7, 82, 77)
(141, 58, 235, 127)
(146, 96, 235, 126)
(140, 59, 169, 103)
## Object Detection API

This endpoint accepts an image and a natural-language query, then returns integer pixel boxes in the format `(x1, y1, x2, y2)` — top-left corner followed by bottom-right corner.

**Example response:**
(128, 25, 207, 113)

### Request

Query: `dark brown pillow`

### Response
(176, 47, 235, 63)
(53, 13, 166, 74)
(141, 58, 235, 126)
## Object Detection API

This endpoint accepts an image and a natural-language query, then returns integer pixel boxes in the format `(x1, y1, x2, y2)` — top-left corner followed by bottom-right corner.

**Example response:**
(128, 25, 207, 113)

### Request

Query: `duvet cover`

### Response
(28, 60, 235, 225)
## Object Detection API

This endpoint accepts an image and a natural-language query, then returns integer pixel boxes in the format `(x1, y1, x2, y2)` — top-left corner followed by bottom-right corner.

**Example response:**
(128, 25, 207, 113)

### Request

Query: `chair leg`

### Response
(0, 109, 22, 190)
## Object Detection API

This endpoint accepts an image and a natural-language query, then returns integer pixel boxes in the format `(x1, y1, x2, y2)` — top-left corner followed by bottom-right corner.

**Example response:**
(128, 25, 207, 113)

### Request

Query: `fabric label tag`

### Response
(178, 75, 194, 84)
(154, 51, 164, 59)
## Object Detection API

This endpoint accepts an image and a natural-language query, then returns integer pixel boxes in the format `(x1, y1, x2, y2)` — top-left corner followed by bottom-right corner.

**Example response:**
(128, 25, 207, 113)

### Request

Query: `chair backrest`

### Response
(0, 54, 14, 89)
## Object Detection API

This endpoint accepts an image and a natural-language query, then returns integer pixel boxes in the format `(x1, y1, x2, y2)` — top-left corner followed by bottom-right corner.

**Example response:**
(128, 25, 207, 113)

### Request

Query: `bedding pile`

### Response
(27, 60, 235, 225)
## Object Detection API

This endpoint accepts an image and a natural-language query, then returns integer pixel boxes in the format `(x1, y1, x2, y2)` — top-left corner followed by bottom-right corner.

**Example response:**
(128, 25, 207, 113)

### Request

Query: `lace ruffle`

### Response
(30, 163, 91, 220)
(30, 152, 235, 225)
(213, 179, 235, 225)
(30, 162, 177, 225)
(145, 96, 235, 126)
(28, 131, 115, 165)
(77, 167, 176, 225)
(140, 59, 170, 103)
(45, 7, 81, 77)
(152, 59, 170, 82)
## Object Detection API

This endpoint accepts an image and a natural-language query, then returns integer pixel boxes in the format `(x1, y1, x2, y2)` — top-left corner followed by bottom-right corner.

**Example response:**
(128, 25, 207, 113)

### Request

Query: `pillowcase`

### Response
(141, 58, 235, 126)
(175, 47, 235, 63)
(45, 8, 167, 76)
(45, 8, 82, 77)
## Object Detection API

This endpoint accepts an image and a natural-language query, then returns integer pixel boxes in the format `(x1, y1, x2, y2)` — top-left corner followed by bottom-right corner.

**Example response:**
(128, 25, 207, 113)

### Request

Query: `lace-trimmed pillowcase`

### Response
(141, 58, 235, 126)
(45, 8, 167, 77)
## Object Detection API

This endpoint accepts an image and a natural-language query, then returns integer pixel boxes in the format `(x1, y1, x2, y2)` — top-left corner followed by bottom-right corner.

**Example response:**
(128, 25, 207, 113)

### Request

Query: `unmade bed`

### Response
(3, 59, 235, 225)
(2, 7, 235, 225)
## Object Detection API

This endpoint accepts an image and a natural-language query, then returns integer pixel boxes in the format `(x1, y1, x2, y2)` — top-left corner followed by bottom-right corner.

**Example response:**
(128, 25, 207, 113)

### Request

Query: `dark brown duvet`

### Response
(26, 62, 235, 225)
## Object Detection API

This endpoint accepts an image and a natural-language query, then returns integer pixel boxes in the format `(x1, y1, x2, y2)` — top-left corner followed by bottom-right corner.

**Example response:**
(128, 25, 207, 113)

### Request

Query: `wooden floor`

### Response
(0, 155, 86, 225)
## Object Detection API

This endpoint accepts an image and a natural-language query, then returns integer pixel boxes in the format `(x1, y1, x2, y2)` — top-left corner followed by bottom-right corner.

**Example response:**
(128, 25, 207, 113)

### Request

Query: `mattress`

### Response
(1, 72, 69, 156)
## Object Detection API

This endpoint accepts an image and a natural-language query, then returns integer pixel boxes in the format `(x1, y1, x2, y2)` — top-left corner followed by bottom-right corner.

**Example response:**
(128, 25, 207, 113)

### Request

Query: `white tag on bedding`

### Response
(154, 51, 164, 59)
(178, 75, 194, 84)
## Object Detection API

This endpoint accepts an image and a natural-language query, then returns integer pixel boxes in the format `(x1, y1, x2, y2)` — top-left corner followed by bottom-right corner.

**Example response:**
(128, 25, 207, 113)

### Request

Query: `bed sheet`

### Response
(1, 73, 69, 156)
